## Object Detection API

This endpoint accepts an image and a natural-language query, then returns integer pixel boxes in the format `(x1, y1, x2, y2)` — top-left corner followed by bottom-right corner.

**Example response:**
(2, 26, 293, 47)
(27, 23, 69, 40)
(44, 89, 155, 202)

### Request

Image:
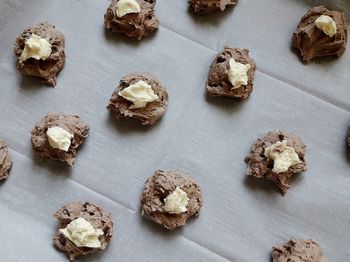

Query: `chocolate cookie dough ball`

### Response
(104, 0, 159, 40)
(206, 47, 256, 101)
(53, 202, 113, 261)
(347, 128, 350, 147)
(14, 22, 66, 86)
(140, 170, 203, 230)
(107, 72, 168, 125)
(0, 139, 13, 181)
(245, 131, 307, 194)
(272, 239, 327, 262)
(31, 113, 89, 166)
(189, 0, 237, 15)
(292, 6, 348, 62)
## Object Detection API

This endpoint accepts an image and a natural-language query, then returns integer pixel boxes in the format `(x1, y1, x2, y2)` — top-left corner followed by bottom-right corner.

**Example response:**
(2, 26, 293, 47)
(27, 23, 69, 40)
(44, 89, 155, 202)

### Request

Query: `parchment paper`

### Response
(0, 0, 349, 261)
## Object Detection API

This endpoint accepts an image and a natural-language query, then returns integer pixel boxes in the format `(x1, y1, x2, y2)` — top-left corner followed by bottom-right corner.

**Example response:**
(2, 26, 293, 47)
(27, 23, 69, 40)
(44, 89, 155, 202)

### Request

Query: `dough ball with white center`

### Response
(104, 0, 159, 40)
(14, 22, 66, 86)
(189, 0, 237, 15)
(272, 239, 327, 262)
(292, 5, 347, 62)
(140, 170, 203, 230)
(244, 131, 307, 194)
(31, 113, 89, 166)
(53, 202, 113, 261)
(206, 47, 256, 101)
(107, 73, 168, 125)
(0, 139, 13, 181)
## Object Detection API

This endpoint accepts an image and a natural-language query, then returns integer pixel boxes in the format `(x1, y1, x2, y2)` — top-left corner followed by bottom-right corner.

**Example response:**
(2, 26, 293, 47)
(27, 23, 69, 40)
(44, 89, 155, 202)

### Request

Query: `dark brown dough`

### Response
(189, 0, 237, 15)
(107, 72, 168, 125)
(14, 22, 66, 86)
(53, 202, 113, 261)
(206, 47, 256, 100)
(31, 113, 89, 166)
(292, 5, 348, 62)
(140, 170, 203, 230)
(272, 239, 327, 262)
(104, 0, 159, 40)
(0, 139, 13, 181)
(244, 131, 307, 194)
(347, 128, 350, 147)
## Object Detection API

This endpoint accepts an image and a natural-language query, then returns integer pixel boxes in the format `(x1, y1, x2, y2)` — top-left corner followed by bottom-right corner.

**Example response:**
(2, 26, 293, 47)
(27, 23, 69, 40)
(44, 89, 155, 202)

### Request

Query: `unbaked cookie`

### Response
(292, 5, 347, 62)
(107, 72, 168, 125)
(206, 47, 256, 100)
(272, 239, 327, 262)
(31, 113, 89, 166)
(104, 0, 159, 40)
(244, 131, 307, 194)
(0, 139, 13, 181)
(14, 22, 66, 86)
(53, 202, 113, 261)
(189, 0, 237, 15)
(140, 170, 203, 230)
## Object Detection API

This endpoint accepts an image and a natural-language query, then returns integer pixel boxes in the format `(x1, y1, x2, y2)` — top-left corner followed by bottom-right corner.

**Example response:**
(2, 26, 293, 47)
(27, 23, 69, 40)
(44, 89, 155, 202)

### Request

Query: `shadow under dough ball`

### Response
(206, 47, 256, 100)
(53, 202, 113, 261)
(104, 0, 159, 40)
(189, 0, 237, 15)
(31, 113, 89, 166)
(0, 139, 13, 181)
(272, 239, 327, 262)
(292, 5, 347, 62)
(107, 72, 168, 125)
(140, 170, 203, 230)
(14, 22, 66, 86)
(244, 131, 307, 194)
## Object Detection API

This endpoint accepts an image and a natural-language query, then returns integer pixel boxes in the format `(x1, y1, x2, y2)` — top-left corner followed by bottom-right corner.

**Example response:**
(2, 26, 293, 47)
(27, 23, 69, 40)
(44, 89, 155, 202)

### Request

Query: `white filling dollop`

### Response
(59, 217, 104, 248)
(47, 126, 74, 152)
(264, 140, 301, 173)
(227, 58, 251, 89)
(118, 80, 158, 109)
(20, 34, 52, 62)
(163, 187, 189, 214)
(116, 0, 141, 18)
(315, 15, 337, 37)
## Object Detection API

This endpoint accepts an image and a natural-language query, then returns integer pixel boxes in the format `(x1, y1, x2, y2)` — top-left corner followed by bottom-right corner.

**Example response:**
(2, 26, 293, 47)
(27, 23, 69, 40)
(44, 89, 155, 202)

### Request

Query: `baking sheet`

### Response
(0, 0, 349, 261)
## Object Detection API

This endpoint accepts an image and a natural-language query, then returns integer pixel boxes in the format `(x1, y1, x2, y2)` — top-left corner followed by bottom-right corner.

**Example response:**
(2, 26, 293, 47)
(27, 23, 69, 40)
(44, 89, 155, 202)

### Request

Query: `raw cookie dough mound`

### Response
(140, 170, 203, 230)
(347, 128, 350, 147)
(190, 0, 237, 15)
(14, 22, 66, 86)
(31, 113, 89, 166)
(107, 72, 168, 125)
(272, 239, 327, 262)
(244, 131, 307, 194)
(0, 139, 13, 181)
(104, 0, 159, 40)
(292, 5, 347, 62)
(53, 202, 113, 261)
(206, 47, 256, 101)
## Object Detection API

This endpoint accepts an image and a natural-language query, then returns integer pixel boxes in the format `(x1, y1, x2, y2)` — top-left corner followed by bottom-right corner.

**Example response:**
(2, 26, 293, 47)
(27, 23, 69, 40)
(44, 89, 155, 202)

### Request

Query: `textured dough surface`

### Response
(14, 21, 66, 86)
(107, 72, 168, 125)
(245, 131, 307, 194)
(272, 239, 327, 262)
(0, 139, 12, 181)
(140, 170, 203, 230)
(104, 0, 159, 40)
(31, 113, 89, 166)
(206, 47, 256, 100)
(189, 0, 237, 15)
(292, 5, 348, 62)
(53, 202, 113, 261)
